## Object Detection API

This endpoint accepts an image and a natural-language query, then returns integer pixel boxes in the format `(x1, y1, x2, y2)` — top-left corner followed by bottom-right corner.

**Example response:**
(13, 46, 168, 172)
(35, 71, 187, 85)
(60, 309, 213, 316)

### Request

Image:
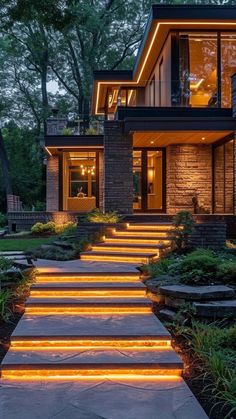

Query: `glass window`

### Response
(179, 33, 218, 107)
(133, 151, 142, 210)
(221, 33, 236, 108)
(147, 151, 162, 210)
(67, 152, 96, 198)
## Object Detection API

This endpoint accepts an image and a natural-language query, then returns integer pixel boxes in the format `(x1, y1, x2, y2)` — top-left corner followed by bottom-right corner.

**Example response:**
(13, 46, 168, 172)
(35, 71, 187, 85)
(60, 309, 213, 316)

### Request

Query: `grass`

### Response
(0, 237, 55, 252)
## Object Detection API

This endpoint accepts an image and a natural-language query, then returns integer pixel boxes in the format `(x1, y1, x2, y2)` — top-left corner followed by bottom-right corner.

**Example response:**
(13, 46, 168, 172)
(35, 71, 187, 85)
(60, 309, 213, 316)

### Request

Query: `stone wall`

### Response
(46, 156, 59, 211)
(8, 211, 78, 232)
(190, 222, 226, 249)
(103, 121, 133, 213)
(166, 144, 212, 214)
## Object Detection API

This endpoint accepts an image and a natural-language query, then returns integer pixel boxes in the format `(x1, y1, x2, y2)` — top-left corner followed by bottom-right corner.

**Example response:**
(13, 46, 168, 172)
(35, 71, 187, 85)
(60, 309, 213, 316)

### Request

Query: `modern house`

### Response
(8, 5, 236, 230)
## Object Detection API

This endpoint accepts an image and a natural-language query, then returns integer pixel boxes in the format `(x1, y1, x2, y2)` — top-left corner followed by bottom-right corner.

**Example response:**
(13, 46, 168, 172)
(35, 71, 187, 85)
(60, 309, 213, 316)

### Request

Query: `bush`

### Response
(179, 253, 219, 285)
(0, 257, 13, 271)
(82, 209, 120, 223)
(217, 261, 236, 284)
(172, 211, 195, 250)
(0, 212, 7, 227)
(31, 221, 76, 235)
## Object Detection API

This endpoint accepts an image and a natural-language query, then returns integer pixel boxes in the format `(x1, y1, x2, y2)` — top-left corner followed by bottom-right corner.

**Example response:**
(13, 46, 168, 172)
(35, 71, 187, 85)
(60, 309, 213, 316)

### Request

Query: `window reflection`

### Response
(179, 33, 218, 107)
(221, 33, 236, 108)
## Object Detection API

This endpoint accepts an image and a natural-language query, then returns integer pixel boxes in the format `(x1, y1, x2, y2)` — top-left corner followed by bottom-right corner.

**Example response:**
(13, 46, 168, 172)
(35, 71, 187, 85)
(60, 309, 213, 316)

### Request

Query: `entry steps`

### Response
(80, 222, 174, 263)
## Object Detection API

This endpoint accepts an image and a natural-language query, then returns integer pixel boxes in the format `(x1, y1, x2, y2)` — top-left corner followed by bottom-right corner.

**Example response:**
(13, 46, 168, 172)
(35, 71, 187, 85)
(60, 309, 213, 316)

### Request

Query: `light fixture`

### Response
(201, 137, 205, 141)
(151, 141, 154, 144)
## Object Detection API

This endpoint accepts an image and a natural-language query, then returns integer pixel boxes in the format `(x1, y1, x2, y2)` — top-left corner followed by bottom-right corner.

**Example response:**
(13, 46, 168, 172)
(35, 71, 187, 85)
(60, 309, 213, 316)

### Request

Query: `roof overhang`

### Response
(92, 5, 236, 115)
(44, 135, 104, 155)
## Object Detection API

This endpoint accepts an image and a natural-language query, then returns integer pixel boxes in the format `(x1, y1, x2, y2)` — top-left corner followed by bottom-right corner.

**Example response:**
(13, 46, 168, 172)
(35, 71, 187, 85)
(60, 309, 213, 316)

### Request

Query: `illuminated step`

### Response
(30, 283, 146, 299)
(105, 237, 172, 245)
(126, 223, 173, 231)
(1, 349, 183, 380)
(80, 251, 158, 264)
(92, 243, 161, 254)
(112, 230, 171, 238)
(24, 297, 152, 315)
(11, 314, 171, 345)
(35, 272, 140, 283)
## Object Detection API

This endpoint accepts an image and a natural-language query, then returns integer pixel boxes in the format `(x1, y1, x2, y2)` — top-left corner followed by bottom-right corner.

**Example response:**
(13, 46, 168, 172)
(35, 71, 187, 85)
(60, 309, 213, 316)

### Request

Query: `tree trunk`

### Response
(41, 64, 49, 135)
(0, 129, 13, 197)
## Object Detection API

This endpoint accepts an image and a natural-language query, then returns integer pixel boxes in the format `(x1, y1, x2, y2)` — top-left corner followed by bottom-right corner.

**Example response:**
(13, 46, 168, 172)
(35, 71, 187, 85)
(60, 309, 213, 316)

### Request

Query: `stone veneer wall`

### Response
(190, 222, 226, 249)
(46, 156, 59, 211)
(166, 144, 212, 214)
(103, 121, 133, 213)
(8, 211, 78, 232)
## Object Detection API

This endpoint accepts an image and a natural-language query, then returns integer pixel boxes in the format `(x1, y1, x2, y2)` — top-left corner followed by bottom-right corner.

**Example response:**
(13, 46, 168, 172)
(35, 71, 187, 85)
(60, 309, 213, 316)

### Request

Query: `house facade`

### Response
(44, 5, 236, 218)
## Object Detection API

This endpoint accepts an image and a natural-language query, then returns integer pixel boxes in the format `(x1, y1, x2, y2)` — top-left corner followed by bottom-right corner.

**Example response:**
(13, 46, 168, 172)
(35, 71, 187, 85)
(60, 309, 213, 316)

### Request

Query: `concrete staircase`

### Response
(80, 222, 173, 263)
(2, 271, 183, 380)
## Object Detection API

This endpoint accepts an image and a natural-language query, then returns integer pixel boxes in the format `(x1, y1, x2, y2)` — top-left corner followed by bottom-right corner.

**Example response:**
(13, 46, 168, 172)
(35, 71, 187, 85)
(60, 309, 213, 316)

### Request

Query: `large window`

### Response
(221, 33, 236, 108)
(179, 31, 236, 108)
(179, 33, 218, 107)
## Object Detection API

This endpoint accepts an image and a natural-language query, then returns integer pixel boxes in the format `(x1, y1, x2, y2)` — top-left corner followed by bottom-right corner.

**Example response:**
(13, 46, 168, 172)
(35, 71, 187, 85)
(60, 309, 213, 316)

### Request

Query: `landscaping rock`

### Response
(159, 285, 235, 300)
(159, 308, 178, 322)
(146, 275, 179, 293)
(193, 300, 236, 318)
(165, 296, 185, 308)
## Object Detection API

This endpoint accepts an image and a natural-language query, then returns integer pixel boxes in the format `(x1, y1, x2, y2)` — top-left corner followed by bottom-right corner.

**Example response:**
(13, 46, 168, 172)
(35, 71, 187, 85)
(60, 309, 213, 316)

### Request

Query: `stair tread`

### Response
(26, 297, 151, 306)
(107, 235, 173, 240)
(36, 272, 140, 277)
(94, 243, 166, 249)
(2, 348, 182, 368)
(11, 314, 170, 339)
(32, 282, 145, 290)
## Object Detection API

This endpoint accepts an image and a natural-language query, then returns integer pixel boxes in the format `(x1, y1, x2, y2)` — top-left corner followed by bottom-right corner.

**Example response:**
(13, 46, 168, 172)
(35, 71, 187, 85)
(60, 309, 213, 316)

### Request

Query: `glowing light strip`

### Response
(44, 147, 52, 156)
(35, 275, 140, 283)
(25, 307, 152, 315)
(2, 371, 181, 381)
(95, 20, 236, 114)
(30, 290, 146, 298)
(11, 339, 171, 350)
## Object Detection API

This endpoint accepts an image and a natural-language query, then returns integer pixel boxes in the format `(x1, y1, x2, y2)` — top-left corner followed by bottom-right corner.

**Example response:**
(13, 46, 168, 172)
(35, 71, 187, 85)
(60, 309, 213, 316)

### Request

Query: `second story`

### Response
(92, 5, 236, 120)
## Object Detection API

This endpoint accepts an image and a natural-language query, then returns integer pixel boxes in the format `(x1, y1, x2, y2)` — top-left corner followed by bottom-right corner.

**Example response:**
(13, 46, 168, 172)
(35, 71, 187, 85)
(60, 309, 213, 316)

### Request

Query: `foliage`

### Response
(172, 211, 195, 250)
(186, 322, 236, 418)
(61, 128, 72, 135)
(82, 209, 121, 223)
(85, 127, 98, 135)
(31, 221, 76, 235)
(0, 289, 13, 322)
(0, 212, 7, 227)
(216, 261, 236, 284)
(0, 256, 13, 271)
(179, 252, 219, 285)
(32, 246, 76, 261)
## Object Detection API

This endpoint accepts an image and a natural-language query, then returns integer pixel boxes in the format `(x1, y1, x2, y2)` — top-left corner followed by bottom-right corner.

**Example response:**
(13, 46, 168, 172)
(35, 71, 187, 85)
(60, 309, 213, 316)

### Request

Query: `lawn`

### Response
(0, 237, 55, 252)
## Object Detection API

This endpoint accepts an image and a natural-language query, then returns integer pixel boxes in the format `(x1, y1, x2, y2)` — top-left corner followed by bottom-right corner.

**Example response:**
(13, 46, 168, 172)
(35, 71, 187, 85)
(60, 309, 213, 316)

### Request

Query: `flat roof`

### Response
(92, 4, 236, 115)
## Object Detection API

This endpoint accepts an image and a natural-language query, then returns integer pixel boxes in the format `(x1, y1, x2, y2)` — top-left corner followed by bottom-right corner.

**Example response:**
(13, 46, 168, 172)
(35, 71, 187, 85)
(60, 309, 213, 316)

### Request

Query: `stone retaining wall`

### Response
(8, 211, 78, 232)
(189, 222, 226, 249)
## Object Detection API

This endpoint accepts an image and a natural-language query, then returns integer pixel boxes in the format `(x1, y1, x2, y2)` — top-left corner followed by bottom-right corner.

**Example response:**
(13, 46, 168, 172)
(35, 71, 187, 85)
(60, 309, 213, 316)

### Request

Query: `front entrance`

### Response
(132, 149, 165, 212)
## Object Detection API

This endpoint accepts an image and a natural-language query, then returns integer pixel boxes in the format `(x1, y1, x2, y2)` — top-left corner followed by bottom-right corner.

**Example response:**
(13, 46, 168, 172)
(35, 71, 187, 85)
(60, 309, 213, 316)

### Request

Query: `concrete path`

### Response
(0, 261, 208, 418)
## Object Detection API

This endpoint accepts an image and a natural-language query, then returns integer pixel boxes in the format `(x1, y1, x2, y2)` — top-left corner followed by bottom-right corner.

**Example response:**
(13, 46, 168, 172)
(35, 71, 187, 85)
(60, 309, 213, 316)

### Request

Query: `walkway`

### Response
(0, 243, 208, 418)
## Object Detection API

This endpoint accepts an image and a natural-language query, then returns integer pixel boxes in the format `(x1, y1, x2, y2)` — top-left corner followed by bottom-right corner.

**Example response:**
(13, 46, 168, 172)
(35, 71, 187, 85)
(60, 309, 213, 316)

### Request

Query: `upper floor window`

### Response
(179, 31, 236, 108)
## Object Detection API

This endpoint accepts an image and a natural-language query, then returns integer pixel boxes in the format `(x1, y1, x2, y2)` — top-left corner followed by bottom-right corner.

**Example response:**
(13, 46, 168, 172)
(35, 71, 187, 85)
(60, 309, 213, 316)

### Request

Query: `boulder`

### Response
(159, 285, 235, 301)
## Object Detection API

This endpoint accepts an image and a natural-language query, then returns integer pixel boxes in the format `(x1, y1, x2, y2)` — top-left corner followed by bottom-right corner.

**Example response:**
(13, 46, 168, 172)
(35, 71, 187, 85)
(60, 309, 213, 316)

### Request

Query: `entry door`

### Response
(133, 149, 165, 212)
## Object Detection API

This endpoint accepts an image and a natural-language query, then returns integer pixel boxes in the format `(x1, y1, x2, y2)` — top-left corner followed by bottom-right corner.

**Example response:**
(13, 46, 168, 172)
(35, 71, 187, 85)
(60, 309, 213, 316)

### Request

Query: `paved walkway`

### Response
(0, 260, 208, 419)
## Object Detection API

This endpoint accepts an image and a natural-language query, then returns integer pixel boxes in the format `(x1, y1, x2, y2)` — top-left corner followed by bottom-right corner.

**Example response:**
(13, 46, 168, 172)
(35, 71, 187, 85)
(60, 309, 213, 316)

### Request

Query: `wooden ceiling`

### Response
(133, 131, 232, 147)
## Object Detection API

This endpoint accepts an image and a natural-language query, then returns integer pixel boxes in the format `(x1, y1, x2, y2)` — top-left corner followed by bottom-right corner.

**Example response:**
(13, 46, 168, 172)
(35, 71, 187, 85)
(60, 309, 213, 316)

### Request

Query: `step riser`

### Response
(2, 369, 182, 381)
(10, 339, 172, 350)
(80, 255, 156, 263)
(25, 306, 152, 315)
(113, 232, 170, 237)
(30, 291, 146, 298)
(36, 275, 140, 283)
(126, 225, 173, 231)
(92, 246, 160, 254)
(105, 238, 171, 245)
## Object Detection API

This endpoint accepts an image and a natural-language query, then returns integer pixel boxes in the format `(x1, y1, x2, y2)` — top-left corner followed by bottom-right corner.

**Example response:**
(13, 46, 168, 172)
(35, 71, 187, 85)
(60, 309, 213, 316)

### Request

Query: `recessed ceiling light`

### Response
(201, 137, 205, 141)
(151, 141, 154, 144)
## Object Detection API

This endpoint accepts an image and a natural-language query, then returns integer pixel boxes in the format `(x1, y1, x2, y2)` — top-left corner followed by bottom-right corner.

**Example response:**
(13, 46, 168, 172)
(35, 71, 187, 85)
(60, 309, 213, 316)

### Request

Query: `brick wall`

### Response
(99, 151, 104, 211)
(104, 121, 133, 213)
(166, 144, 212, 214)
(46, 156, 59, 211)
(190, 222, 226, 249)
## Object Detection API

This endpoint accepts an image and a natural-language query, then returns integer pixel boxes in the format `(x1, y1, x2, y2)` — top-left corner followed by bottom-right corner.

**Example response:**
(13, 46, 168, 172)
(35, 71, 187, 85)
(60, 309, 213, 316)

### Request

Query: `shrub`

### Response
(82, 209, 120, 223)
(33, 246, 76, 261)
(179, 253, 219, 284)
(0, 212, 7, 227)
(172, 211, 195, 250)
(31, 221, 76, 235)
(0, 257, 13, 272)
(216, 261, 236, 284)
(85, 127, 97, 135)
(0, 289, 13, 322)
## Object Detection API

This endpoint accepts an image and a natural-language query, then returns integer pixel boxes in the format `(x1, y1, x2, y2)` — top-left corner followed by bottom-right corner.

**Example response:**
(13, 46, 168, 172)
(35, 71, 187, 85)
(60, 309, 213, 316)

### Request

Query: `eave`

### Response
(44, 135, 104, 155)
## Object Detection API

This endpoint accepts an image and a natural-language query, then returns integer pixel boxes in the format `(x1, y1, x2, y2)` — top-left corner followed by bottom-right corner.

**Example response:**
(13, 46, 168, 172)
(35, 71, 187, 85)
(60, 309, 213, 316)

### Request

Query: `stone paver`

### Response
(159, 285, 235, 300)
(0, 378, 208, 419)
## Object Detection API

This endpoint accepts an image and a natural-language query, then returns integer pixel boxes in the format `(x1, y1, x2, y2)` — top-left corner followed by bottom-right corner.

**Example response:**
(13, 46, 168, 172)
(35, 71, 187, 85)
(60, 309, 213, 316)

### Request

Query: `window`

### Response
(221, 33, 236, 108)
(179, 33, 218, 107)
(67, 153, 96, 198)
